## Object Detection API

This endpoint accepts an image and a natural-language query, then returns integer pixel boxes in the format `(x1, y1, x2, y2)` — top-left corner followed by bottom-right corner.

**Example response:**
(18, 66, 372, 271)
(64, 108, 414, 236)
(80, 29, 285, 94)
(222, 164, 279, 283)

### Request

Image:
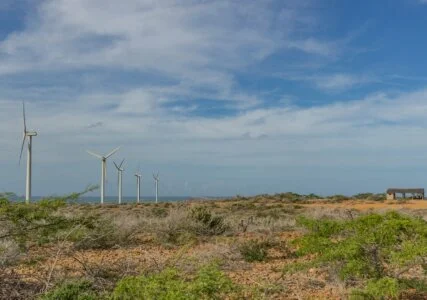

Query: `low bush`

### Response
(69, 217, 134, 250)
(39, 280, 99, 300)
(353, 193, 386, 201)
(151, 206, 169, 218)
(0, 197, 71, 250)
(111, 263, 236, 300)
(286, 212, 427, 298)
(326, 194, 351, 202)
(239, 239, 272, 262)
(156, 207, 229, 245)
(189, 207, 229, 236)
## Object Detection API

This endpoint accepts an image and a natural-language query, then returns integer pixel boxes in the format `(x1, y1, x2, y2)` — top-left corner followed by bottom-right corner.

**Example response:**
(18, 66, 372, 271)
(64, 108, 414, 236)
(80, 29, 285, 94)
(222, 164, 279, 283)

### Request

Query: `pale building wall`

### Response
(386, 193, 395, 200)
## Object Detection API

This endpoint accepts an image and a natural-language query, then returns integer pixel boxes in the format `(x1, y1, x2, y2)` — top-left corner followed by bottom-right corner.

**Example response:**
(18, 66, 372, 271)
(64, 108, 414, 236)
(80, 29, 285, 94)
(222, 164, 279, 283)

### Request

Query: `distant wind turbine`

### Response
(153, 172, 159, 203)
(86, 147, 120, 204)
(113, 159, 125, 204)
(19, 102, 37, 204)
(135, 172, 142, 203)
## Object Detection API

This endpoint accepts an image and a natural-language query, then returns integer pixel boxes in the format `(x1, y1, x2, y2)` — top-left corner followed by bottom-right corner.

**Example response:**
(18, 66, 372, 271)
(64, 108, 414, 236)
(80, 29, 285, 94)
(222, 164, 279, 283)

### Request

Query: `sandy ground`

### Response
(9, 199, 427, 299)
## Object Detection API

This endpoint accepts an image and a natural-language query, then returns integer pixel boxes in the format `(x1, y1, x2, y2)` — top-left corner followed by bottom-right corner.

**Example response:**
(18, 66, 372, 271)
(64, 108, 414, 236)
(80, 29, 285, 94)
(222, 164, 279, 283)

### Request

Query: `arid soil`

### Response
(6, 198, 427, 299)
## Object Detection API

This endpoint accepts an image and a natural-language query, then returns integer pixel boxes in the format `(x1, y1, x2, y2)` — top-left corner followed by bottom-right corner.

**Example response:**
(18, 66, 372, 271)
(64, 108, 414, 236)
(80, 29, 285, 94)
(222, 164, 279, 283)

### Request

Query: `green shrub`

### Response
(156, 207, 229, 245)
(350, 277, 399, 299)
(111, 263, 235, 300)
(190, 263, 236, 299)
(326, 194, 350, 202)
(0, 197, 71, 249)
(239, 240, 271, 262)
(40, 280, 98, 300)
(151, 206, 169, 217)
(189, 207, 228, 236)
(69, 217, 132, 250)
(255, 208, 282, 219)
(352, 193, 386, 201)
(287, 212, 427, 298)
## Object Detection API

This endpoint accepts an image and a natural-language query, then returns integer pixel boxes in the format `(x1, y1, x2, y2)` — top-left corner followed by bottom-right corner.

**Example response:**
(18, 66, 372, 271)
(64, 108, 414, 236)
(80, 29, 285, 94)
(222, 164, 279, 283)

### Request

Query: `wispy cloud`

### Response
(277, 72, 377, 92)
(2, 0, 425, 196)
(288, 38, 338, 56)
(0, 0, 342, 103)
(312, 73, 376, 91)
(85, 121, 103, 129)
(3, 86, 427, 196)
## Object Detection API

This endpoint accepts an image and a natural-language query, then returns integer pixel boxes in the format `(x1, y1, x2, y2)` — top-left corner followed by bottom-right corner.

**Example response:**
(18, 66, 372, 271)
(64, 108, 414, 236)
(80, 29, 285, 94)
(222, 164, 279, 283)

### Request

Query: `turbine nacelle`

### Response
(113, 159, 125, 172)
(86, 147, 121, 204)
(26, 131, 38, 137)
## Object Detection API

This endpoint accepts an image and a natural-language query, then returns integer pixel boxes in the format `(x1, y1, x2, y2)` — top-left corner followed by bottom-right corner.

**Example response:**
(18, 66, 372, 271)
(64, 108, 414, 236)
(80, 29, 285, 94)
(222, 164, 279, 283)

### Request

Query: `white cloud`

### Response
(312, 73, 376, 91)
(3, 87, 427, 196)
(1, 0, 417, 196)
(288, 38, 337, 56)
(0, 0, 340, 104)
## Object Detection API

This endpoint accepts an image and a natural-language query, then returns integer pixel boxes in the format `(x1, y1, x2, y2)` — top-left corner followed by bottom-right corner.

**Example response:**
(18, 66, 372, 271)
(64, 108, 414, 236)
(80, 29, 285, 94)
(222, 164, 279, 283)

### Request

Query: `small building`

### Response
(386, 188, 424, 200)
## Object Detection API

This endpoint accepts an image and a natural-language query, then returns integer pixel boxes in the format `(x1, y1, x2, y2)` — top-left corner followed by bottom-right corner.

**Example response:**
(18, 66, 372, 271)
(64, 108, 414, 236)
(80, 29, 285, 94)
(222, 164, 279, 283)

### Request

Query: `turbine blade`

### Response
(22, 101, 27, 133)
(113, 161, 119, 170)
(119, 158, 125, 168)
(86, 150, 102, 159)
(19, 136, 26, 165)
(105, 146, 120, 159)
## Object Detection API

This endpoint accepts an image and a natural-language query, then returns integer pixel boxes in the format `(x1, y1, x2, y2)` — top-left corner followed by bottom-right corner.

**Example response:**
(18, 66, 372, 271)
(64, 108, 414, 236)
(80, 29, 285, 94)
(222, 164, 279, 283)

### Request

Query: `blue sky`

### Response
(2, 0, 427, 197)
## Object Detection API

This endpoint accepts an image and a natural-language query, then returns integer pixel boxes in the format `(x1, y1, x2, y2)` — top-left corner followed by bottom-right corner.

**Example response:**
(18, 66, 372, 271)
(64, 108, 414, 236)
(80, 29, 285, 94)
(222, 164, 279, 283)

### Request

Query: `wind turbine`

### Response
(153, 172, 159, 203)
(135, 172, 142, 203)
(19, 102, 37, 204)
(113, 159, 125, 204)
(86, 147, 120, 204)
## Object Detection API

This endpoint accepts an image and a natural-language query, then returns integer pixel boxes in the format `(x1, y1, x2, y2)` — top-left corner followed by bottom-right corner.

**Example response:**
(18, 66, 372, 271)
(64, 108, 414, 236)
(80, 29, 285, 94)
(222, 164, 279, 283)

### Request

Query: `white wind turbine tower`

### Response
(19, 102, 37, 204)
(113, 159, 125, 204)
(153, 172, 159, 203)
(135, 172, 142, 203)
(86, 147, 120, 204)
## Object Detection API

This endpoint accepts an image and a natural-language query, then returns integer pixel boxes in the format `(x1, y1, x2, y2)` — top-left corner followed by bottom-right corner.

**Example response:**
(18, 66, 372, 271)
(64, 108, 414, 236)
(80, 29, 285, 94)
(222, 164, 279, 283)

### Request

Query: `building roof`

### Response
(386, 188, 424, 194)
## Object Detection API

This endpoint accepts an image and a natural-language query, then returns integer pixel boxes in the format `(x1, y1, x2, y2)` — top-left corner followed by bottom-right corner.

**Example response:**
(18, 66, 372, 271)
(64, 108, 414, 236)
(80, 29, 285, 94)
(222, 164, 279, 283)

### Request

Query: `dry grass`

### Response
(1, 198, 426, 299)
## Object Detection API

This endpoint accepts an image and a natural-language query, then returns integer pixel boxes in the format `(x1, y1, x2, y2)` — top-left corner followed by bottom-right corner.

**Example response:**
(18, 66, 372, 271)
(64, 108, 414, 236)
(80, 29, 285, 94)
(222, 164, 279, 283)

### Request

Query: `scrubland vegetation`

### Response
(0, 190, 426, 299)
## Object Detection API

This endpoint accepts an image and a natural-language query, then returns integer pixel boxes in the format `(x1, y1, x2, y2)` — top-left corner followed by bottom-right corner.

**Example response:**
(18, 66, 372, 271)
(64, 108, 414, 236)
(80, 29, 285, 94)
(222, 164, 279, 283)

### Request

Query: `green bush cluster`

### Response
(39, 280, 98, 300)
(157, 207, 229, 245)
(189, 207, 228, 236)
(0, 197, 74, 250)
(239, 239, 271, 262)
(0, 188, 130, 264)
(111, 263, 236, 300)
(286, 211, 427, 298)
(69, 217, 132, 250)
(250, 192, 386, 202)
(352, 193, 386, 201)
